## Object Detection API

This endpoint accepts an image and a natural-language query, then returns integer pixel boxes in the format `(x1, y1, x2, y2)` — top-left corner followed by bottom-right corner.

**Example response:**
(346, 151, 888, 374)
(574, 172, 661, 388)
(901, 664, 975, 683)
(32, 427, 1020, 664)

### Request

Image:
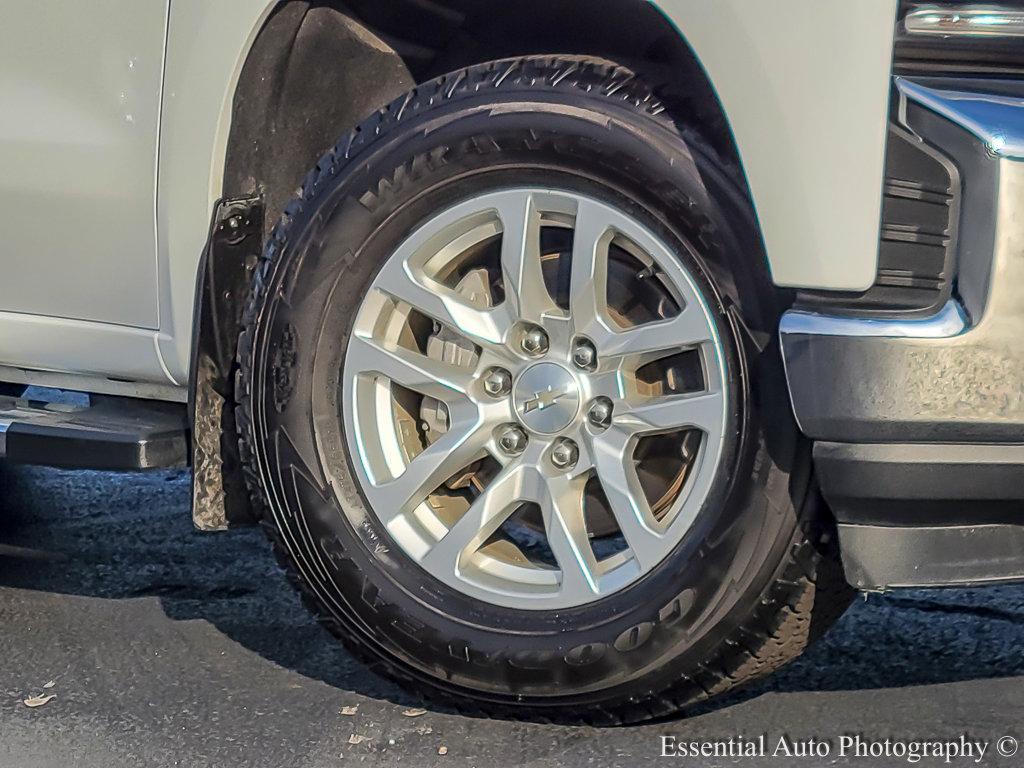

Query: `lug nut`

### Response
(497, 425, 528, 456)
(482, 367, 512, 397)
(572, 339, 597, 370)
(550, 438, 579, 470)
(521, 327, 549, 356)
(587, 398, 613, 429)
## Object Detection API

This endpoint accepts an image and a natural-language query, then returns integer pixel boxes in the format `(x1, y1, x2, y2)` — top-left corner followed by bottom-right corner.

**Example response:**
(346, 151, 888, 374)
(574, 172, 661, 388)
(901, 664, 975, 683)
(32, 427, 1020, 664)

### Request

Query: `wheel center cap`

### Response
(513, 363, 580, 434)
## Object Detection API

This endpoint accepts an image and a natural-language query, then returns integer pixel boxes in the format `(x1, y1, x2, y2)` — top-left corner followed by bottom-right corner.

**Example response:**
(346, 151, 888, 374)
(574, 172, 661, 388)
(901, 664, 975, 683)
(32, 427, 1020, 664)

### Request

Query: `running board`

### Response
(0, 394, 187, 470)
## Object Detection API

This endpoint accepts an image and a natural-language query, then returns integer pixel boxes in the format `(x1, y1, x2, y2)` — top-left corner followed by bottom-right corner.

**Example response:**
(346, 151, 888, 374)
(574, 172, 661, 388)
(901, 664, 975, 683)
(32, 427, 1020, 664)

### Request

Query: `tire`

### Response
(236, 55, 852, 724)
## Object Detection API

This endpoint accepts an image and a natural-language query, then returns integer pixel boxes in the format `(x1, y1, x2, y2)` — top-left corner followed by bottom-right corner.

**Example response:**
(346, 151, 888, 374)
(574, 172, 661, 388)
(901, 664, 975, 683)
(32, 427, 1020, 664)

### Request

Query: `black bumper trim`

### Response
(838, 522, 1024, 590)
(816, 441, 1024, 527)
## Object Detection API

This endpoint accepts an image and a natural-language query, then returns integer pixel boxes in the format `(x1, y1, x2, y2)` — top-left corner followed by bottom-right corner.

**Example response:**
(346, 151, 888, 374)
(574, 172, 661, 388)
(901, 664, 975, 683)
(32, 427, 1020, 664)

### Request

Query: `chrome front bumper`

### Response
(781, 76, 1024, 444)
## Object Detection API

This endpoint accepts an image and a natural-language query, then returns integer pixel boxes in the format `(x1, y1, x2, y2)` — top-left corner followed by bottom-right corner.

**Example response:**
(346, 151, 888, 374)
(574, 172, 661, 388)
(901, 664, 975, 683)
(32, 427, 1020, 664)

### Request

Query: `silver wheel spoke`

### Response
(421, 462, 540, 576)
(542, 474, 601, 599)
(496, 191, 557, 324)
(374, 407, 489, 523)
(568, 197, 612, 334)
(374, 260, 511, 348)
(591, 431, 665, 570)
(587, 307, 714, 360)
(618, 390, 725, 436)
(568, 197, 711, 360)
(348, 333, 473, 404)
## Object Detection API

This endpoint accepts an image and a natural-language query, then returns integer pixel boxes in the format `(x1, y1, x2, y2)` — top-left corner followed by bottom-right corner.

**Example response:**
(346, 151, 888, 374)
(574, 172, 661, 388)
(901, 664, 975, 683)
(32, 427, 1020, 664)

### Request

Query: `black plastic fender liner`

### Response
(193, 6, 415, 530)
(222, 2, 415, 236)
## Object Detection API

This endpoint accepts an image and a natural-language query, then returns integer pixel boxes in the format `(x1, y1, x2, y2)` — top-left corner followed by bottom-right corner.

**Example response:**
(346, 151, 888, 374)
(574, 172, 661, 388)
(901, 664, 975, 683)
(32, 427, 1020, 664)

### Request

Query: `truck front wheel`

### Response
(236, 56, 851, 724)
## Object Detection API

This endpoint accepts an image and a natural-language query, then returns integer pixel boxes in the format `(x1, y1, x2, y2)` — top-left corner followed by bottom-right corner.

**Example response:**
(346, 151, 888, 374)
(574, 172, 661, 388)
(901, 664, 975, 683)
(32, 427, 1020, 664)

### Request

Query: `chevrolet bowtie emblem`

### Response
(521, 384, 574, 413)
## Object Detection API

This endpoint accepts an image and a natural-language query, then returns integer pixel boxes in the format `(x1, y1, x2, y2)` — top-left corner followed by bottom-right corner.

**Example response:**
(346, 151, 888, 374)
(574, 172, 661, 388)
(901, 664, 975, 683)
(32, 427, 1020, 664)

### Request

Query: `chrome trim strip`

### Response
(895, 77, 1024, 160)
(905, 6, 1024, 38)
(779, 300, 968, 339)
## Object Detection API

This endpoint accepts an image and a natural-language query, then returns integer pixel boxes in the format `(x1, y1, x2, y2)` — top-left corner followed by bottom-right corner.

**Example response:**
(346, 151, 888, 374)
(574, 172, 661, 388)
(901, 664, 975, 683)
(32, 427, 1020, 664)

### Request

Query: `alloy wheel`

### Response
(343, 188, 727, 609)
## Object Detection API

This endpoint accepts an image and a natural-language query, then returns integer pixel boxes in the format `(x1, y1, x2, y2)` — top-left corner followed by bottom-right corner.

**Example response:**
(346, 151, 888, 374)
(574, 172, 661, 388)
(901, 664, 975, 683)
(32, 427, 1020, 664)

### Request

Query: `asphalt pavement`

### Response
(1, 462, 1023, 767)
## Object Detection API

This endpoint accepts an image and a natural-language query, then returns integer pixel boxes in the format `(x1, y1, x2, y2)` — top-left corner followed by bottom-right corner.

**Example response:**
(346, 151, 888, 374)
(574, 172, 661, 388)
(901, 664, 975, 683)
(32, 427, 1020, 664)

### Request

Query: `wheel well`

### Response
(202, 0, 749, 531)
(222, 0, 741, 230)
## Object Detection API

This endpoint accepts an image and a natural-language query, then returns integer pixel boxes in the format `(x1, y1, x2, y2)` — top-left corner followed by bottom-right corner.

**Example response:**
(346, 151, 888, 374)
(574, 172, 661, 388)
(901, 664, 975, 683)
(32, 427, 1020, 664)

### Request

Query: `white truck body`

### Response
(0, 0, 896, 393)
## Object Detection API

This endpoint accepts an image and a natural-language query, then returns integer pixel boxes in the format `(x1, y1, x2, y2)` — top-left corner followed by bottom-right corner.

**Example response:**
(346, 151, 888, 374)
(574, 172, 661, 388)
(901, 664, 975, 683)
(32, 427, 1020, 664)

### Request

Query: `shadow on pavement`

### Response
(2, 461, 1024, 721)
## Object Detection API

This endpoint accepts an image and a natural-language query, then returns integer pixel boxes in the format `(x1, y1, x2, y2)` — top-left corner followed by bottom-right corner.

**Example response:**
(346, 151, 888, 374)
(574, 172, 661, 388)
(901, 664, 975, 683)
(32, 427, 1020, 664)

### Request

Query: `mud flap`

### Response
(189, 197, 264, 530)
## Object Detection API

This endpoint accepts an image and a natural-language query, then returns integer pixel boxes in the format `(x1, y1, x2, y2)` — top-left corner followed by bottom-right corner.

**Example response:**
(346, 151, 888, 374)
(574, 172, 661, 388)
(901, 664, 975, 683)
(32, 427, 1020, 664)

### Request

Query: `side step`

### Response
(0, 394, 187, 471)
